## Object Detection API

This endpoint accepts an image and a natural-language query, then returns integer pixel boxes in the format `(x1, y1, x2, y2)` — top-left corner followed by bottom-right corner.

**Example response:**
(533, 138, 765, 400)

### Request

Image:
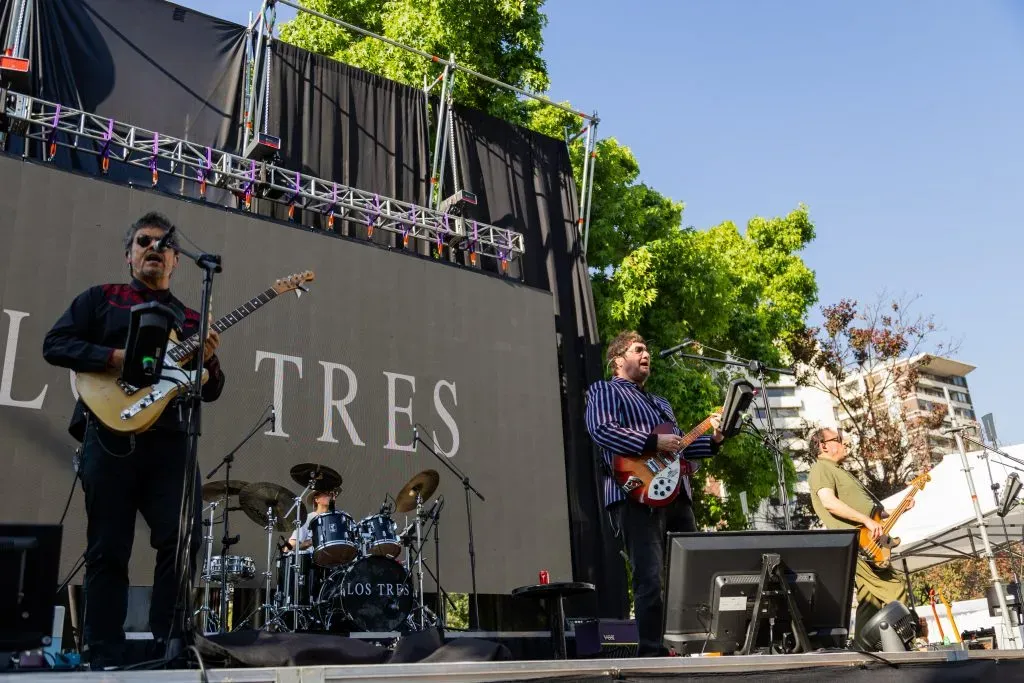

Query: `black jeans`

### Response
(610, 496, 696, 656)
(79, 420, 201, 658)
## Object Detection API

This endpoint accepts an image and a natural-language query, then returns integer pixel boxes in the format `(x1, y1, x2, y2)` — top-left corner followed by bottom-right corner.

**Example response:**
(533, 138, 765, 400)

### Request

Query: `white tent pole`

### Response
(944, 387, 1018, 647)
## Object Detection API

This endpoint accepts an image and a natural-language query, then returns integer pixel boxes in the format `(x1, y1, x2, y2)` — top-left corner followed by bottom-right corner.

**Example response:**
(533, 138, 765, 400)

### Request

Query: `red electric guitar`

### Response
(612, 409, 721, 507)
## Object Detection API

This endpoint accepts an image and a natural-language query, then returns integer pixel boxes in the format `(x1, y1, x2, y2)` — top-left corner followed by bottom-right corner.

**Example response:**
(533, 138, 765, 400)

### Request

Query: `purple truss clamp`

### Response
(366, 194, 381, 235)
(46, 104, 62, 159)
(98, 118, 114, 173)
(468, 220, 479, 257)
(149, 132, 160, 185)
(286, 171, 301, 219)
(195, 146, 212, 195)
(325, 182, 339, 228)
(436, 212, 451, 253)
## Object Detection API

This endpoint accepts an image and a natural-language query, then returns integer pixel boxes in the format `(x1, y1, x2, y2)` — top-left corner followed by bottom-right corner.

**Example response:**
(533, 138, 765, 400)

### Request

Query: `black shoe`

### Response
(85, 643, 125, 670)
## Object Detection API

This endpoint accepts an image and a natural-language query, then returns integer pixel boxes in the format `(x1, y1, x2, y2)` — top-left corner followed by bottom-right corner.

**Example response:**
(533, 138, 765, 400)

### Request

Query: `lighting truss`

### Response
(0, 91, 526, 266)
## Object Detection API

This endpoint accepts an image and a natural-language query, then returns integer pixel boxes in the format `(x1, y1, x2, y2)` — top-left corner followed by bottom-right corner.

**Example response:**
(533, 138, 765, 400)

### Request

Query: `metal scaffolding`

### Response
(248, 0, 602, 256)
(0, 91, 526, 264)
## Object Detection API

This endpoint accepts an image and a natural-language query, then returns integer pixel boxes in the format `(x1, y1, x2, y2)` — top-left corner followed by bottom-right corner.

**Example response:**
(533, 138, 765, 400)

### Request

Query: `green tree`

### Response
(600, 208, 818, 528)
(280, 3, 820, 529)
(279, 0, 549, 124)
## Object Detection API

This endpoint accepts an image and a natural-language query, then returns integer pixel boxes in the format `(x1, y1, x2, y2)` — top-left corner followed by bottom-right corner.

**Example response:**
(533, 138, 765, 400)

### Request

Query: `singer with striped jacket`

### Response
(585, 330, 723, 657)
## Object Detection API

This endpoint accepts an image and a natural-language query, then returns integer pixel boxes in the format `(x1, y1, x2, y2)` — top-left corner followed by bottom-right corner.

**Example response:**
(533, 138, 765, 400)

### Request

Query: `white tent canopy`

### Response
(881, 443, 1024, 573)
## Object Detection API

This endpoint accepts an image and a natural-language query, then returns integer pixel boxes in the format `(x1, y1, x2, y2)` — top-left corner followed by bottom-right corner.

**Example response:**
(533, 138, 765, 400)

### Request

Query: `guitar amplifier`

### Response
(572, 619, 639, 658)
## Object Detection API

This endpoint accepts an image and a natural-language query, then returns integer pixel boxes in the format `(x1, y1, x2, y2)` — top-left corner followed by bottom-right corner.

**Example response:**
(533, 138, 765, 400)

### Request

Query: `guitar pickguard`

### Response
(119, 344, 194, 422)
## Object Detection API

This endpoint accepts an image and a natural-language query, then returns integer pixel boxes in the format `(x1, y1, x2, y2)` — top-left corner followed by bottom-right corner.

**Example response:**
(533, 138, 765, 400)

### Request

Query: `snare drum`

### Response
(203, 555, 256, 584)
(358, 514, 402, 558)
(310, 510, 360, 566)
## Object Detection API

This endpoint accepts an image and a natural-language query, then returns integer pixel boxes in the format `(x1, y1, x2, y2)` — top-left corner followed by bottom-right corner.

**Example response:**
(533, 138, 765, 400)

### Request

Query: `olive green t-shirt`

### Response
(808, 458, 876, 530)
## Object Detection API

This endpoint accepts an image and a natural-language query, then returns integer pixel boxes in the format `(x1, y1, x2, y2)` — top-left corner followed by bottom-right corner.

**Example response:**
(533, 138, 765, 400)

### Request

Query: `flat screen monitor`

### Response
(663, 529, 858, 654)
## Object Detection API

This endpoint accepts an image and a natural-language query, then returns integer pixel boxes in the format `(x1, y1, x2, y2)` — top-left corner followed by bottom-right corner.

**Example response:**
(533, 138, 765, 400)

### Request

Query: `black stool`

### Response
(512, 581, 595, 659)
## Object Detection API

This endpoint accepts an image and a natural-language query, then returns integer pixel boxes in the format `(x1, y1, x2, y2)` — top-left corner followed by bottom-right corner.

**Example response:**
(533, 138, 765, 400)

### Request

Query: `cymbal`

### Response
(395, 470, 439, 513)
(201, 480, 249, 502)
(289, 463, 343, 491)
(239, 482, 305, 532)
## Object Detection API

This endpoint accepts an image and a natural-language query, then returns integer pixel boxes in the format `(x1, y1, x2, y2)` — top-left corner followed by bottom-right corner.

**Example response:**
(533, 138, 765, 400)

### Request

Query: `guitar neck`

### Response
(677, 414, 716, 452)
(881, 487, 920, 534)
(168, 286, 279, 363)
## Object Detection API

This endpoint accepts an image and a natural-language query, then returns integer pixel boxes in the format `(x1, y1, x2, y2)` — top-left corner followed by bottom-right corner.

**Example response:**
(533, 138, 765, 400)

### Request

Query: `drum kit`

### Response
(195, 463, 443, 634)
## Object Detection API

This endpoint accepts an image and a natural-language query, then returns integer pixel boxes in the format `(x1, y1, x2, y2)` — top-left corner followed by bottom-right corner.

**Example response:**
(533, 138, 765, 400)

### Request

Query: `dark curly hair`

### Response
(124, 211, 176, 253)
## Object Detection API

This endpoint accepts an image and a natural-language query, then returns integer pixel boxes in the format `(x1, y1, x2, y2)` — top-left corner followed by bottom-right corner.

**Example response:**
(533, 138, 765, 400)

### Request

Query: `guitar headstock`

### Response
(909, 469, 931, 491)
(272, 270, 316, 296)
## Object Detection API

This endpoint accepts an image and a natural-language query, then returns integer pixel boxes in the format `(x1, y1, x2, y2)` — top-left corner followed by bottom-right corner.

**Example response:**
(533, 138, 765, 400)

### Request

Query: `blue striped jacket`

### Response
(585, 376, 717, 508)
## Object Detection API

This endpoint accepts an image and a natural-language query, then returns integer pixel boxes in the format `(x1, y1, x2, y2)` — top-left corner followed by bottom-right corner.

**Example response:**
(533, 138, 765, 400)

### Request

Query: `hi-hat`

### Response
(289, 463, 343, 492)
(239, 482, 305, 532)
(201, 480, 249, 503)
(395, 470, 439, 513)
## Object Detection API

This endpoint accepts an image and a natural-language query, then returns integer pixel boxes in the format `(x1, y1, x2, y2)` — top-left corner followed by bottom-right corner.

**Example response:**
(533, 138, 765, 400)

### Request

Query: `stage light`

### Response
(998, 473, 1022, 518)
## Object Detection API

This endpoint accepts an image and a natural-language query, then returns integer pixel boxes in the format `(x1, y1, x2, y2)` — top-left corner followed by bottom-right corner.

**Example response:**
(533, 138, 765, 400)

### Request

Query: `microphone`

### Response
(413, 424, 419, 450)
(270, 405, 276, 430)
(154, 225, 177, 252)
(422, 496, 444, 520)
(659, 339, 693, 359)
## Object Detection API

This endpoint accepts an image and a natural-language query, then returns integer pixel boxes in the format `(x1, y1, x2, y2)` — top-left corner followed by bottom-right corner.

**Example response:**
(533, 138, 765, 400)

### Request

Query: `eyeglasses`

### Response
(821, 430, 846, 446)
(135, 233, 174, 250)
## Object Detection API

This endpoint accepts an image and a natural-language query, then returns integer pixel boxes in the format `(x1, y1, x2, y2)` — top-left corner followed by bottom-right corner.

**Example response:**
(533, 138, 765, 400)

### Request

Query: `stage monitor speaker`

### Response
(0, 524, 63, 652)
(573, 619, 638, 658)
(663, 529, 858, 655)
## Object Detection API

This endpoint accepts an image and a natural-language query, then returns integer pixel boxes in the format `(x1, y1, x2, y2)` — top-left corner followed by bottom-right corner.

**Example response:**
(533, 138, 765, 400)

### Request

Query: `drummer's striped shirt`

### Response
(585, 376, 717, 508)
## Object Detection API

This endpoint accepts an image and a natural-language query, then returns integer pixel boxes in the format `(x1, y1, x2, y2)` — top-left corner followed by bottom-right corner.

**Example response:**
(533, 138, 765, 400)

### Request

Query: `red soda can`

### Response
(539, 570, 550, 585)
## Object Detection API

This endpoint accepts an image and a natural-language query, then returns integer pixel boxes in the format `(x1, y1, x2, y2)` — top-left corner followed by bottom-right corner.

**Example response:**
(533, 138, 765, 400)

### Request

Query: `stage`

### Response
(13, 650, 1024, 682)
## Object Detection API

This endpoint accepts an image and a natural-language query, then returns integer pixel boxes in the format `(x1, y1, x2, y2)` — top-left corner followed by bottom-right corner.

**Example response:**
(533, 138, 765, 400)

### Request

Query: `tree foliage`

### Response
(788, 296, 952, 500)
(911, 546, 1023, 605)
(279, 2, 821, 530)
(279, 0, 549, 124)
(594, 208, 818, 529)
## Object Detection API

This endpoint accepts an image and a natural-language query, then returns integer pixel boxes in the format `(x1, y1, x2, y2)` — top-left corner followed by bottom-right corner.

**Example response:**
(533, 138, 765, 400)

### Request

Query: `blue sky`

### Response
(179, 1, 1024, 444)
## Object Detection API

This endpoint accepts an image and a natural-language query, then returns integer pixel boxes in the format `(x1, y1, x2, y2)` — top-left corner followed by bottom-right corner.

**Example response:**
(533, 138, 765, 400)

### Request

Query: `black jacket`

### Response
(43, 278, 225, 441)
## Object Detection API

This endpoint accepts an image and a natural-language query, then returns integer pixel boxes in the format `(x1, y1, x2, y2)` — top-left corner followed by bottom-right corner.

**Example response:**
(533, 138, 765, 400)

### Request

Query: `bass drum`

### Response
(316, 556, 412, 632)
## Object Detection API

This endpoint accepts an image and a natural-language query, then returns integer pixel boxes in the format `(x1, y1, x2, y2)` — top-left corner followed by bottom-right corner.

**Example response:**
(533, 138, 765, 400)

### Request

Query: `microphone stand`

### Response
(414, 428, 485, 629)
(663, 343, 796, 529)
(166, 234, 221, 662)
(205, 410, 273, 632)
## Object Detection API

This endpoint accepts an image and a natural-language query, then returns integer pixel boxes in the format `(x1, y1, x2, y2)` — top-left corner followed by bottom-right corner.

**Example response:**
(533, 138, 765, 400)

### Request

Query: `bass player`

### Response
(42, 212, 225, 669)
(585, 330, 723, 656)
(807, 427, 913, 640)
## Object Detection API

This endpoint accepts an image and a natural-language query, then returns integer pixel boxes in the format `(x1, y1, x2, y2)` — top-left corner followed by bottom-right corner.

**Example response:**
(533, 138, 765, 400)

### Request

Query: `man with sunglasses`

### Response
(807, 427, 912, 641)
(43, 211, 225, 668)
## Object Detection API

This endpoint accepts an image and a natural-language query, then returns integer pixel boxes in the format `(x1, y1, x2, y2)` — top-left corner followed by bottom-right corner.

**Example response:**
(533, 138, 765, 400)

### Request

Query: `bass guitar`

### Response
(859, 470, 930, 568)
(76, 270, 315, 434)
(612, 410, 721, 507)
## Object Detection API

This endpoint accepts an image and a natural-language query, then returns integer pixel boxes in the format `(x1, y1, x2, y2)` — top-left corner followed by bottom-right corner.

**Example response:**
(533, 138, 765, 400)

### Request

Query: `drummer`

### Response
(287, 489, 335, 551)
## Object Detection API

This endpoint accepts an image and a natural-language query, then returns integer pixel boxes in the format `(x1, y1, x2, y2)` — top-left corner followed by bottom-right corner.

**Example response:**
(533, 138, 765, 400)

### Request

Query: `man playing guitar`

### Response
(808, 427, 913, 640)
(585, 331, 723, 656)
(42, 212, 225, 669)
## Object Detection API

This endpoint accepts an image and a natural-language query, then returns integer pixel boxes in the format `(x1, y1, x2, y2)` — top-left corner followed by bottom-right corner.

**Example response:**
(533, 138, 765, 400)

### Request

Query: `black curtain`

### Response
(451, 105, 625, 618)
(2, 0, 245, 199)
(262, 41, 431, 254)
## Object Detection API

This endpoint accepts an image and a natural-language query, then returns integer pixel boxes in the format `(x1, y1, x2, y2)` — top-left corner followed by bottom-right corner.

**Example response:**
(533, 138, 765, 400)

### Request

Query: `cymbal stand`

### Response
(414, 492, 425, 630)
(197, 500, 219, 633)
(261, 506, 277, 629)
(283, 478, 314, 632)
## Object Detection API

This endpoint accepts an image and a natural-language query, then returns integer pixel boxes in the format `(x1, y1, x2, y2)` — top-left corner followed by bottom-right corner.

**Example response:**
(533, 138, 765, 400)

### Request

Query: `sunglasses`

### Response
(135, 233, 175, 250)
